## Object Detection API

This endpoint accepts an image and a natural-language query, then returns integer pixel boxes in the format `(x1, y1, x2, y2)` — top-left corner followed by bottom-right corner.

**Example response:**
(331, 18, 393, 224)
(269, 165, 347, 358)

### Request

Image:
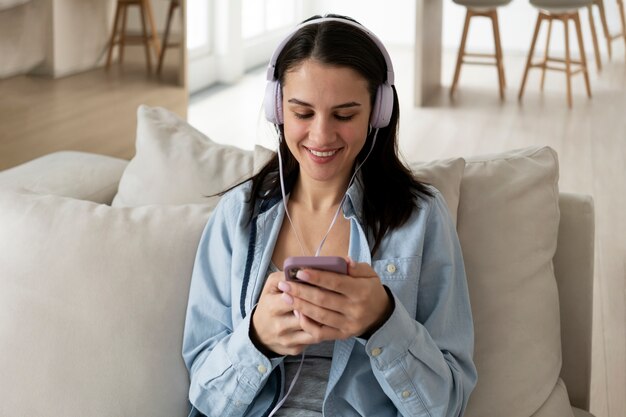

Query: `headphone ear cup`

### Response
(264, 80, 283, 125)
(370, 83, 394, 128)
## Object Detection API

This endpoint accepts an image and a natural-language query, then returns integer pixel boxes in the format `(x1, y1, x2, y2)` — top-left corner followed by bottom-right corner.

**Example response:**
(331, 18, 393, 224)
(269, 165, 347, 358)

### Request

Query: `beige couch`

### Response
(0, 106, 595, 417)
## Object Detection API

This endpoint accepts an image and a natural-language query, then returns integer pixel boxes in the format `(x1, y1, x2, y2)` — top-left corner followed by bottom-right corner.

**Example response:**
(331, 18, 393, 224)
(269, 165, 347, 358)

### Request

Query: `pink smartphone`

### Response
(283, 256, 348, 282)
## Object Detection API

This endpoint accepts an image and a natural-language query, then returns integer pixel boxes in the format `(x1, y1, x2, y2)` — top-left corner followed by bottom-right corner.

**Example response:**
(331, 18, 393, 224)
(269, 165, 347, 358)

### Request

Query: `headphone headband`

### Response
(264, 16, 396, 128)
(266, 16, 395, 85)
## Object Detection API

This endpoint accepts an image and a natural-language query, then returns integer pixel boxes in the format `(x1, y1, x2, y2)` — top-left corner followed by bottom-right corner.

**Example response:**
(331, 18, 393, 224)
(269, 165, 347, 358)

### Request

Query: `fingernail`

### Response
(295, 270, 310, 281)
(281, 293, 294, 305)
(278, 281, 290, 292)
(293, 310, 300, 319)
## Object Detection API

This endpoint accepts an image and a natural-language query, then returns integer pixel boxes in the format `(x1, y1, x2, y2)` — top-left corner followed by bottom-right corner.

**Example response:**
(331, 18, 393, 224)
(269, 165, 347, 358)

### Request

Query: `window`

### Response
(187, 0, 212, 56)
(242, 0, 297, 39)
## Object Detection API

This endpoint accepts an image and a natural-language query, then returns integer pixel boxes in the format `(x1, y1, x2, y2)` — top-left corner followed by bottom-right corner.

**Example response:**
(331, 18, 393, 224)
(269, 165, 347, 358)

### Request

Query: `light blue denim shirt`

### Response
(183, 179, 477, 417)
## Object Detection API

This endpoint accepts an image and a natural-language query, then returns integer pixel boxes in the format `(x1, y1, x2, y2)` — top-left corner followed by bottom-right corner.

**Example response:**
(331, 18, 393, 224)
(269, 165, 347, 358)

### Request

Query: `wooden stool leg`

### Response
(564, 16, 573, 108)
(138, 3, 153, 73)
(541, 18, 553, 92)
(119, 4, 128, 64)
(491, 10, 506, 99)
(575, 12, 592, 98)
(597, 0, 612, 59)
(450, 10, 472, 97)
(105, 3, 123, 70)
(618, 0, 626, 51)
(519, 13, 543, 101)
(157, 0, 177, 75)
(587, 5, 602, 71)
(144, 0, 162, 60)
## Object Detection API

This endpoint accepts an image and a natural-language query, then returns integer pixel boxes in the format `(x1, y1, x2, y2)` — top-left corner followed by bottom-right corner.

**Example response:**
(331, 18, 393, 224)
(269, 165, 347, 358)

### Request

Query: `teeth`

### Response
(309, 149, 338, 157)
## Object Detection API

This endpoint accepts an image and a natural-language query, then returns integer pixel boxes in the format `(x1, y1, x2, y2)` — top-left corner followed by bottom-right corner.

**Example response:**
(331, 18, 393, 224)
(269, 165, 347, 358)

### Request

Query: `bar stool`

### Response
(450, 0, 513, 100)
(157, 0, 181, 75)
(582, 3, 603, 70)
(518, 0, 593, 108)
(589, 0, 626, 60)
(105, 0, 161, 73)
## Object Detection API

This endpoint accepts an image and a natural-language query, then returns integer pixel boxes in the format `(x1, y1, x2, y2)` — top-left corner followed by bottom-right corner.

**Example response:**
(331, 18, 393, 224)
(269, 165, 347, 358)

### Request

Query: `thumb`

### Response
(345, 256, 377, 279)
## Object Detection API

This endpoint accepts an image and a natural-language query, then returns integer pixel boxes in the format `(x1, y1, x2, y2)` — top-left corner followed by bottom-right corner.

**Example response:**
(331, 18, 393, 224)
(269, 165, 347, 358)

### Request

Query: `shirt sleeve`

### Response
(363, 192, 478, 417)
(181, 193, 281, 417)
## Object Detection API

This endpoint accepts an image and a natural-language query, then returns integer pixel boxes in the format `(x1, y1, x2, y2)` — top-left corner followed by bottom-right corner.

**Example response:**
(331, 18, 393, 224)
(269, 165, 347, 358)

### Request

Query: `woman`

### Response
(183, 15, 477, 417)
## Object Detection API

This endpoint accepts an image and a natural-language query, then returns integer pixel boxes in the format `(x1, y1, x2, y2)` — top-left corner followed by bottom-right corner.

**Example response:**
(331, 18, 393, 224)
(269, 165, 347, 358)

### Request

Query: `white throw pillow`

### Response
(111, 105, 465, 224)
(459, 147, 564, 417)
(0, 188, 212, 417)
(112, 105, 273, 208)
(409, 157, 466, 225)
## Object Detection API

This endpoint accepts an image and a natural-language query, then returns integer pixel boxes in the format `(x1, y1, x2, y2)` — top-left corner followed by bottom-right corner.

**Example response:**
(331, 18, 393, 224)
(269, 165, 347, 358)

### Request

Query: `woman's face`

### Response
(281, 59, 372, 187)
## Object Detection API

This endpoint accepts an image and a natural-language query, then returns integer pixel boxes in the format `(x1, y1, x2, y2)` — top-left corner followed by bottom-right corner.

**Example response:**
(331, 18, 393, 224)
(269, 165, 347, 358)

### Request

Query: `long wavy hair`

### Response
(239, 15, 432, 255)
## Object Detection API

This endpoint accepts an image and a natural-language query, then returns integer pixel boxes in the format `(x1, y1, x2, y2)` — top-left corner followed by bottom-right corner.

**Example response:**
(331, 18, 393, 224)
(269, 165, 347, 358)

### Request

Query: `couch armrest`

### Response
(554, 192, 595, 412)
(0, 151, 128, 204)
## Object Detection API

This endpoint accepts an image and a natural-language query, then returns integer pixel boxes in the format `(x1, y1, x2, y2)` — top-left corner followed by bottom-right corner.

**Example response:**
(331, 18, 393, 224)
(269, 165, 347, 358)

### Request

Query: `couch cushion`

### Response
(459, 147, 563, 417)
(0, 188, 211, 417)
(112, 105, 466, 222)
(0, 151, 127, 204)
(112, 105, 273, 209)
(531, 379, 575, 417)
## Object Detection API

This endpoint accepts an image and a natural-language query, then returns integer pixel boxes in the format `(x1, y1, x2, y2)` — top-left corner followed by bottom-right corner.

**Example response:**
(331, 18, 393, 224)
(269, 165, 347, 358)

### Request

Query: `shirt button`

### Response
(257, 364, 267, 374)
(402, 390, 412, 399)
(386, 263, 396, 273)
(371, 347, 382, 357)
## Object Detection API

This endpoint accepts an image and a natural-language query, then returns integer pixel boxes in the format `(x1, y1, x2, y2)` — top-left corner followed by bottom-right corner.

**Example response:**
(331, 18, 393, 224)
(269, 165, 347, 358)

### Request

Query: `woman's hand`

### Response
(250, 271, 317, 357)
(278, 258, 394, 342)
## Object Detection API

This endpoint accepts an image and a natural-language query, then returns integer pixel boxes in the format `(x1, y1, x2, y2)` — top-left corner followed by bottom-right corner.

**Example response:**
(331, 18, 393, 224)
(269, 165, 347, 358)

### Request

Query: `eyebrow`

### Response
(287, 98, 362, 110)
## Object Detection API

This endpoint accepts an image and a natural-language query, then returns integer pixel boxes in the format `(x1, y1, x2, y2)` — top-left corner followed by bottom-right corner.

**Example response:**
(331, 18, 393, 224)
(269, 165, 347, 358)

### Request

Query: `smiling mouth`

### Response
(306, 148, 340, 157)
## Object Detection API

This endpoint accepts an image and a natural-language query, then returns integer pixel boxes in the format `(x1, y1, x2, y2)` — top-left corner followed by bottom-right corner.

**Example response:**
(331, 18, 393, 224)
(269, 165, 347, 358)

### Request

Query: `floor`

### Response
(0, 50, 186, 171)
(0, 37, 623, 417)
(189, 46, 626, 417)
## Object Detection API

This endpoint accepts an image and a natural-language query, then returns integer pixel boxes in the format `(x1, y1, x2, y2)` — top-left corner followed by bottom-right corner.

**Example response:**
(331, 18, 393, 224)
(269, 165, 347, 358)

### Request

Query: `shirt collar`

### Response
(342, 176, 365, 221)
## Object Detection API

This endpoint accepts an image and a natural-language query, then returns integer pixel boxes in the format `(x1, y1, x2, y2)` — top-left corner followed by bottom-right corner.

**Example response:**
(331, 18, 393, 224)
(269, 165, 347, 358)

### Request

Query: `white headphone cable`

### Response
(268, 129, 379, 416)
(277, 130, 378, 257)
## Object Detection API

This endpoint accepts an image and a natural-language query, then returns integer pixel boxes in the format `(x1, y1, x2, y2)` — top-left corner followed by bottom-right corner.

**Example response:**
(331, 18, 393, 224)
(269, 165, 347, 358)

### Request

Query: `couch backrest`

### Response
(554, 192, 595, 411)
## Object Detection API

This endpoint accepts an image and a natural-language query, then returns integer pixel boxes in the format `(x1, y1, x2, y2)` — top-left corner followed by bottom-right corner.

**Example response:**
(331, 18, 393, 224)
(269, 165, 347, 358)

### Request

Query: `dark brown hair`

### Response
(236, 15, 432, 255)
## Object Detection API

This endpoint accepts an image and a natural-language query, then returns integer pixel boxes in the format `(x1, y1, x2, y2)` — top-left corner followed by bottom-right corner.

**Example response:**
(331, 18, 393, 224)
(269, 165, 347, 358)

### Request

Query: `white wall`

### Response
(310, 0, 416, 45)
(47, 0, 115, 78)
(1, 0, 184, 80)
(0, 1, 46, 79)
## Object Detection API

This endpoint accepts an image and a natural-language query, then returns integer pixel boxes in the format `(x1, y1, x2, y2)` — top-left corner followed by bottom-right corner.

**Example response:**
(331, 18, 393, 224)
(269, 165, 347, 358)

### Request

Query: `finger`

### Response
(263, 271, 288, 293)
(345, 259, 378, 279)
(293, 269, 348, 294)
(284, 280, 346, 313)
(298, 313, 344, 342)
(281, 326, 319, 348)
(292, 296, 347, 330)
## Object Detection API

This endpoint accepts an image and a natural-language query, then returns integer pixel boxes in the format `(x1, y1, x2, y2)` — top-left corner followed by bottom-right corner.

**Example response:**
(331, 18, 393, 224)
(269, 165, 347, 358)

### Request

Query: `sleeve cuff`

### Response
(226, 313, 282, 388)
(363, 291, 419, 367)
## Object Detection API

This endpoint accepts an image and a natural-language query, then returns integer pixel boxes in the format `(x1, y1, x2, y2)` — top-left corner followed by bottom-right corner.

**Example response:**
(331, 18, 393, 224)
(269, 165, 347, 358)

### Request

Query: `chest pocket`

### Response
(373, 256, 421, 318)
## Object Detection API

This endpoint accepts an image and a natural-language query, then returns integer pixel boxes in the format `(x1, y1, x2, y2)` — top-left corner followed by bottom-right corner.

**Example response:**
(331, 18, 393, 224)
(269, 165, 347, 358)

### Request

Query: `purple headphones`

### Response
(264, 16, 396, 128)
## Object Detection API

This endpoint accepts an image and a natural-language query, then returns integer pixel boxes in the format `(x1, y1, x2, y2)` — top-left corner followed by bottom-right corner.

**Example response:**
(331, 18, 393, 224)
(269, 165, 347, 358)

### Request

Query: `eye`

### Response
(334, 114, 354, 121)
(294, 112, 313, 120)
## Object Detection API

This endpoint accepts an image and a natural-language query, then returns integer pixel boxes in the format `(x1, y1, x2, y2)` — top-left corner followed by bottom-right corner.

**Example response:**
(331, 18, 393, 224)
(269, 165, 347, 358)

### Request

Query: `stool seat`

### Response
(453, 0, 512, 6)
(531, 0, 592, 13)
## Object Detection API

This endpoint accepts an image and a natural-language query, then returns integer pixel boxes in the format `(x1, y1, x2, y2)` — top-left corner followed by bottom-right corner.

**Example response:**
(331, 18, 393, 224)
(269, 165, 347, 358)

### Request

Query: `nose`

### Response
(309, 115, 335, 146)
